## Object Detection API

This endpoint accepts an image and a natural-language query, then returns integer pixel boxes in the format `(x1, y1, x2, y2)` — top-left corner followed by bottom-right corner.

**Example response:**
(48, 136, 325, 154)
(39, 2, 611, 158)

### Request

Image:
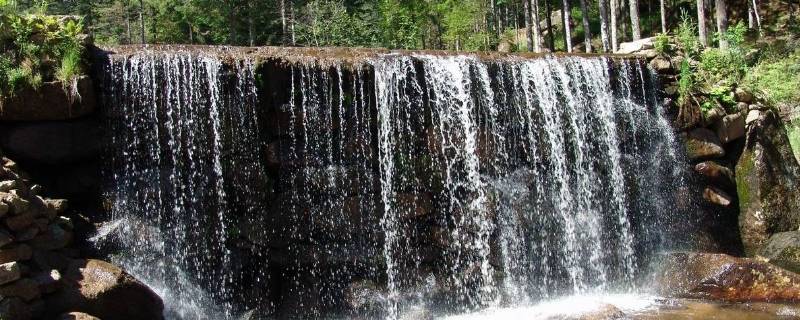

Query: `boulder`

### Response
(685, 128, 725, 161)
(0, 278, 41, 301)
(0, 244, 32, 264)
(760, 231, 800, 274)
(714, 112, 746, 144)
(0, 192, 30, 215)
(649, 57, 672, 73)
(703, 186, 732, 206)
(735, 87, 755, 103)
(0, 117, 103, 166)
(0, 77, 96, 121)
(694, 161, 735, 191)
(576, 304, 625, 320)
(0, 179, 17, 192)
(674, 102, 702, 130)
(29, 223, 72, 250)
(45, 259, 163, 320)
(616, 37, 655, 54)
(737, 110, 800, 255)
(0, 228, 14, 247)
(0, 261, 21, 285)
(0, 297, 31, 320)
(657, 252, 800, 302)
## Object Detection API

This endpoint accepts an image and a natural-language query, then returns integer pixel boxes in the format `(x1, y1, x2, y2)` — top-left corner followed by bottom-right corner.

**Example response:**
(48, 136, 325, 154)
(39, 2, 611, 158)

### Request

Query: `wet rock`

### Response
(0, 297, 31, 320)
(0, 77, 96, 121)
(59, 312, 101, 320)
(344, 279, 384, 312)
(657, 252, 800, 302)
(45, 199, 69, 214)
(0, 278, 41, 301)
(0, 261, 21, 285)
(45, 259, 164, 320)
(0, 244, 32, 264)
(735, 87, 755, 103)
(576, 304, 625, 320)
(0, 179, 17, 192)
(703, 186, 732, 206)
(685, 128, 725, 160)
(0, 192, 30, 215)
(760, 231, 800, 274)
(714, 112, 745, 144)
(674, 102, 702, 131)
(736, 110, 800, 255)
(694, 161, 735, 191)
(703, 105, 726, 126)
(0, 117, 103, 166)
(5, 210, 36, 231)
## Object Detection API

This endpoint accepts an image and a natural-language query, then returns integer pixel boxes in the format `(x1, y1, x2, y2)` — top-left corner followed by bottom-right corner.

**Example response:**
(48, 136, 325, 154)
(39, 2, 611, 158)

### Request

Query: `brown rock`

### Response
(45, 259, 164, 320)
(0, 297, 32, 320)
(703, 186, 732, 206)
(649, 57, 672, 73)
(0, 77, 96, 121)
(0, 244, 32, 264)
(714, 112, 746, 144)
(657, 252, 800, 302)
(45, 199, 69, 214)
(693, 161, 735, 191)
(735, 87, 755, 103)
(0, 202, 8, 217)
(32, 269, 61, 294)
(674, 102, 702, 130)
(0, 179, 17, 192)
(31, 249, 72, 271)
(0, 192, 30, 215)
(28, 223, 72, 250)
(685, 128, 725, 160)
(0, 278, 41, 301)
(5, 210, 36, 231)
(0, 261, 21, 285)
(59, 312, 101, 320)
(14, 226, 38, 242)
(0, 228, 14, 247)
(576, 304, 625, 320)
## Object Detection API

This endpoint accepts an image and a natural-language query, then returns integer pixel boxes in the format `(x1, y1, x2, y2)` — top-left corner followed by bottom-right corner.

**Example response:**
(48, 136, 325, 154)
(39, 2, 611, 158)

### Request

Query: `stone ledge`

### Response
(0, 76, 96, 122)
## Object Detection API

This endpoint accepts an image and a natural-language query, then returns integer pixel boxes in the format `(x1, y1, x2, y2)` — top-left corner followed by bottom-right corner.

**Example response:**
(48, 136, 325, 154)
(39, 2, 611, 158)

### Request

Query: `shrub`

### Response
(676, 10, 698, 57)
(678, 59, 694, 106)
(654, 33, 670, 55)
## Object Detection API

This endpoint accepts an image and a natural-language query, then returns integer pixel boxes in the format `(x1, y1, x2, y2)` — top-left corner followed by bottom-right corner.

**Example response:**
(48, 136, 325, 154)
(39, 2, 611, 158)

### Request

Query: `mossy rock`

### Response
(736, 109, 800, 256)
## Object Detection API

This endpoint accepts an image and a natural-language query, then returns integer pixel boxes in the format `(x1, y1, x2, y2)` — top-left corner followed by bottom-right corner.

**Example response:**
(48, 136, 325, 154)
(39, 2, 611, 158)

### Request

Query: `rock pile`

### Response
(0, 151, 163, 320)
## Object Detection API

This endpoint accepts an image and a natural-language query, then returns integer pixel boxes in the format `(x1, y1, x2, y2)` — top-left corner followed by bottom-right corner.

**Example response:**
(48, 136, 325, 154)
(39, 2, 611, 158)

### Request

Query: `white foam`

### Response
(441, 294, 659, 320)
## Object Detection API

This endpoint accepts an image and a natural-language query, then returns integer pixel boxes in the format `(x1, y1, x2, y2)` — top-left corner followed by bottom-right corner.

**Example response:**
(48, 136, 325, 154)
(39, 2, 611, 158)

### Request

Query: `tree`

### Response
(660, 0, 666, 34)
(562, 0, 572, 52)
(715, 0, 727, 49)
(628, 0, 641, 40)
(545, 0, 555, 51)
(697, 0, 708, 47)
(138, 0, 145, 43)
(524, 0, 532, 51)
(611, 0, 618, 51)
(531, 0, 542, 52)
(578, 0, 591, 52)
(598, 0, 611, 52)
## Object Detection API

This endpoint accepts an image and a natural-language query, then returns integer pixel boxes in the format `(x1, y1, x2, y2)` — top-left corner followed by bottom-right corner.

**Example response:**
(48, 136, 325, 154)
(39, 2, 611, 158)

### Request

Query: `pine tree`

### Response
(697, 0, 708, 47)
(629, 0, 641, 40)
(715, 0, 727, 49)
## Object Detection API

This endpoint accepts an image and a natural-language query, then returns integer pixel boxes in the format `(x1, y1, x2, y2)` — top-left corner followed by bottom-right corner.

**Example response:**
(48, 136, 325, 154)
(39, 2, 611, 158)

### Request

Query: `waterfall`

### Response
(99, 47, 686, 319)
(101, 49, 268, 319)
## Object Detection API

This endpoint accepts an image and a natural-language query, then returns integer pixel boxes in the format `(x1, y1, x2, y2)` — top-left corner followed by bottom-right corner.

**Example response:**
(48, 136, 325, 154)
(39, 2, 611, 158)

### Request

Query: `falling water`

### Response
(99, 47, 686, 319)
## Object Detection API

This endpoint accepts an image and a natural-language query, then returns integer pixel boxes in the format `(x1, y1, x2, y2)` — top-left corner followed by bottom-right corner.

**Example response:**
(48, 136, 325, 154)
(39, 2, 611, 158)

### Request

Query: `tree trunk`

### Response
(660, 0, 667, 33)
(290, 0, 296, 45)
(629, 0, 641, 40)
(532, 0, 542, 52)
(563, 0, 573, 52)
(715, 0, 728, 48)
(248, 0, 254, 46)
(579, 0, 592, 52)
(524, 0, 533, 51)
(599, 0, 611, 52)
(611, 0, 619, 51)
(546, 0, 555, 51)
(138, 0, 145, 44)
(125, 7, 132, 44)
(697, 0, 708, 47)
(280, 0, 288, 45)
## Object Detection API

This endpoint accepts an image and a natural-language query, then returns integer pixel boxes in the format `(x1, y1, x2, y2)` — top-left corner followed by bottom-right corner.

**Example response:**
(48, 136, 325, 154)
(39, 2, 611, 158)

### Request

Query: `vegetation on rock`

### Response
(0, 0, 87, 98)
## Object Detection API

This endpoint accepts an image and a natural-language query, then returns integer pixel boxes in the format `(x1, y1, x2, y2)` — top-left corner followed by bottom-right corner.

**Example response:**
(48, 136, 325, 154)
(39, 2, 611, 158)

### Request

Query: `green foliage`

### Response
(676, 10, 698, 57)
(654, 33, 670, 55)
(0, 9, 86, 98)
(744, 51, 800, 105)
(678, 59, 694, 106)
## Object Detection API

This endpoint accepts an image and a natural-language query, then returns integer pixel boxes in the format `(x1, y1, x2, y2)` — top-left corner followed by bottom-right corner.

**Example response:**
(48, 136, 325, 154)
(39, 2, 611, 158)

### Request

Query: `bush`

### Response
(744, 51, 800, 105)
(678, 59, 694, 106)
(676, 10, 698, 57)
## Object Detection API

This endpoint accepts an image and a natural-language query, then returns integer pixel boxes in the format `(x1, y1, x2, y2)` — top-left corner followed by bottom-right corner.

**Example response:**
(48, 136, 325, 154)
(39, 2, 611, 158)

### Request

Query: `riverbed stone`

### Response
(657, 252, 800, 302)
(703, 186, 732, 206)
(714, 112, 746, 144)
(694, 161, 735, 191)
(685, 128, 725, 160)
(0, 261, 21, 285)
(737, 110, 800, 256)
(45, 259, 164, 320)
